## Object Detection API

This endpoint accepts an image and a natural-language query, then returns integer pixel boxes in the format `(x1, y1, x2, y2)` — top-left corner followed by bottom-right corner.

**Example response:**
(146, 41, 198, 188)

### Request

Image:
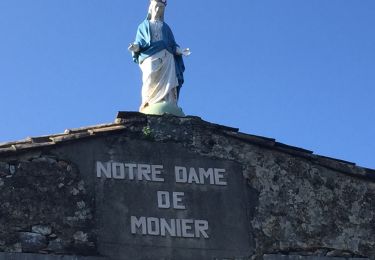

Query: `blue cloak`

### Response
(132, 20, 185, 87)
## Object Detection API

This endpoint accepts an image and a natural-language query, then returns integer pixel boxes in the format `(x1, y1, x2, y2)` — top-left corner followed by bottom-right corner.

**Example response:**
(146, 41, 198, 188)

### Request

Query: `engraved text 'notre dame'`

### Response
(96, 161, 228, 239)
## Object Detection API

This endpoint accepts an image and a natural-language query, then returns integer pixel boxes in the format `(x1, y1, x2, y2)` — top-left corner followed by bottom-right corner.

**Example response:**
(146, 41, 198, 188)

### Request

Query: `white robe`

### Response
(139, 21, 179, 112)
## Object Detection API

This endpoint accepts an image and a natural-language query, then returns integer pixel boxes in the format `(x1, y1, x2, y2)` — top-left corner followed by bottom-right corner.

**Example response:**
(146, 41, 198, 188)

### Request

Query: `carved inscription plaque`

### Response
(95, 141, 250, 260)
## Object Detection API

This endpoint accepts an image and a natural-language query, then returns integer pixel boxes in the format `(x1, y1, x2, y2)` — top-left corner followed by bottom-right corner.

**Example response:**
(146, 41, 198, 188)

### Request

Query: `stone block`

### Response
(18, 232, 47, 253)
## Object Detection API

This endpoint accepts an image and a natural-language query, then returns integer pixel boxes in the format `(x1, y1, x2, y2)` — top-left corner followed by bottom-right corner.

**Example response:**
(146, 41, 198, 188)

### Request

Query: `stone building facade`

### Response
(0, 112, 373, 260)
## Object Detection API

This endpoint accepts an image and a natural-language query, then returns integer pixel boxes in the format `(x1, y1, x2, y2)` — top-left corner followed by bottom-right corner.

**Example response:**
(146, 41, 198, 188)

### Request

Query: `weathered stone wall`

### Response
(0, 158, 96, 255)
(0, 114, 373, 259)
(142, 115, 375, 259)
(263, 255, 368, 260)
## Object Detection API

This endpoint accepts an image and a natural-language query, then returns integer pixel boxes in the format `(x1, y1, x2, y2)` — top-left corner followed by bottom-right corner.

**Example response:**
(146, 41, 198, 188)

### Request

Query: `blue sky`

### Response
(0, 0, 374, 169)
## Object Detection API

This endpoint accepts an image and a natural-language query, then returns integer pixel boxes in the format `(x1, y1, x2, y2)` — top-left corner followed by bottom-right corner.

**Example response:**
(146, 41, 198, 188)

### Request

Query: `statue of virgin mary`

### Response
(128, 0, 190, 116)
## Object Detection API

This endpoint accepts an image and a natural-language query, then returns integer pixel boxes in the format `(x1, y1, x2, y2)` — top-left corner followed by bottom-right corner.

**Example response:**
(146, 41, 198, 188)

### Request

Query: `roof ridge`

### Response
(0, 112, 373, 180)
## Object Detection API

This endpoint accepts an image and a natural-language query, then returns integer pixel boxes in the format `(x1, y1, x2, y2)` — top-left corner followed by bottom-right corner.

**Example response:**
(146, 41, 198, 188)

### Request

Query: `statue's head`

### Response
(147, 0, 167, 21)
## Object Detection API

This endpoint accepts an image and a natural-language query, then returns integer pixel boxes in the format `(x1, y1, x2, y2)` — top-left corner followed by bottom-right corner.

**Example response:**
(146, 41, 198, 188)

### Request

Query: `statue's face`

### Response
(150, 2, 165, 19)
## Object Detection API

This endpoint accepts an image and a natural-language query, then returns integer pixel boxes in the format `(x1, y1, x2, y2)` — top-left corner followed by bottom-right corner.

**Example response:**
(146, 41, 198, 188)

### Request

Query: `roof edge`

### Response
(0, 112, 373, 181)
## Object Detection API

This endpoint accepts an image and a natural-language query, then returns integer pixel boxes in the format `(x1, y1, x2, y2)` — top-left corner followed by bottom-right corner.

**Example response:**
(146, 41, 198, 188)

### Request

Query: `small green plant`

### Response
(142, 126, 152, 138)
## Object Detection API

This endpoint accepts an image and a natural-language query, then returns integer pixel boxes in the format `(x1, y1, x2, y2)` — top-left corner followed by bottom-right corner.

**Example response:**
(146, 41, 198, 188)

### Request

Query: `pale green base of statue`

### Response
(141, 102, 185, 117)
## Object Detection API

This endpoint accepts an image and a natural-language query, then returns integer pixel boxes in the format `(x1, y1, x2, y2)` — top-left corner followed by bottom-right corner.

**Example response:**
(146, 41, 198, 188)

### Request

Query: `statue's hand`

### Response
(128, 43, 140, 52)
(176, 47, 191, 56)
(182, 48, 191, 56)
